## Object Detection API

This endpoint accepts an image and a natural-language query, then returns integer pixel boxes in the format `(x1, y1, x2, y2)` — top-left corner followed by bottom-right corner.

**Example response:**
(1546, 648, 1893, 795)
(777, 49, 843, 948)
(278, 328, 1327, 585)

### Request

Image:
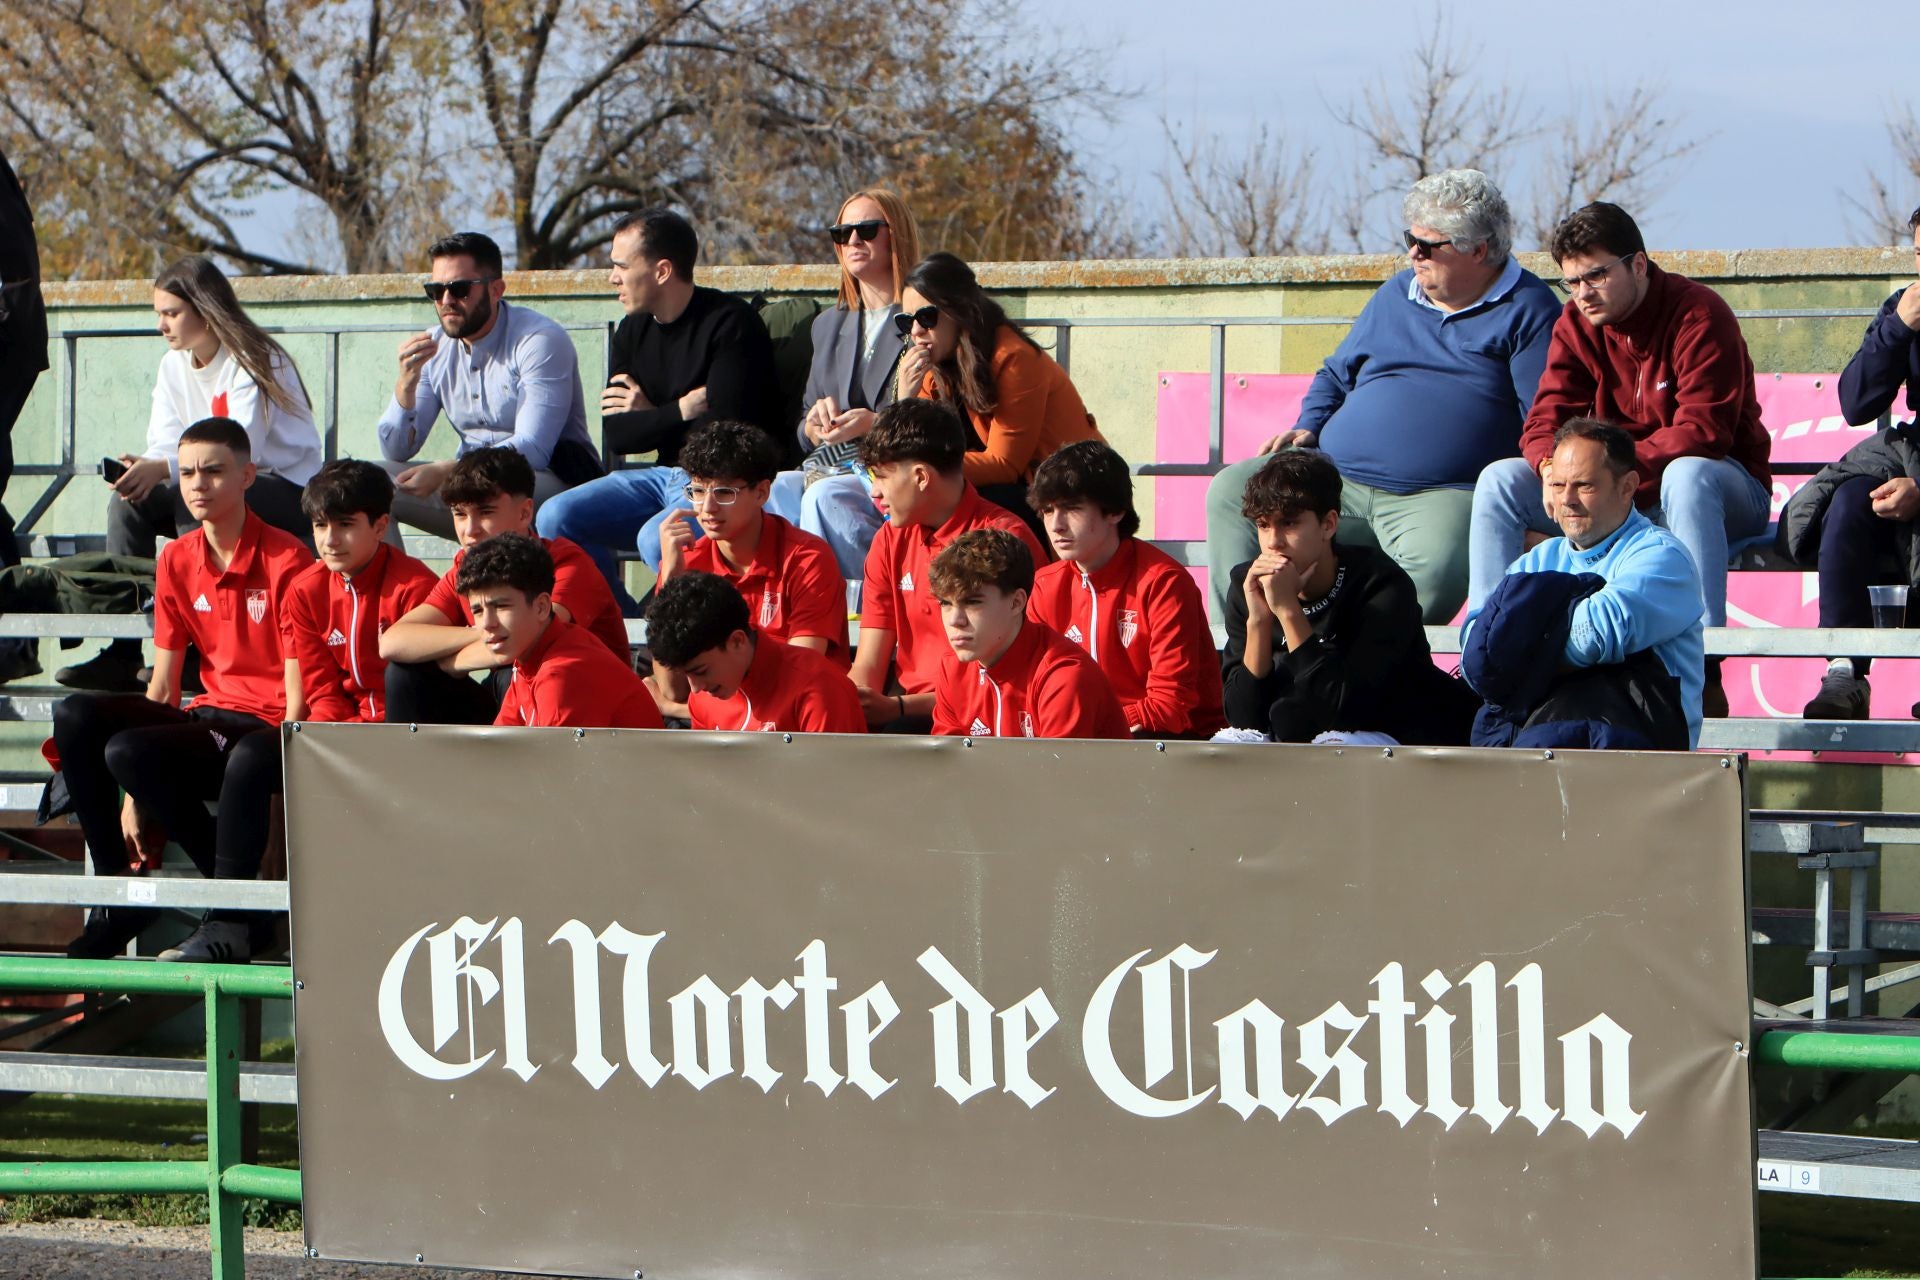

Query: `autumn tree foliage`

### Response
(0, 0, 1118, 278)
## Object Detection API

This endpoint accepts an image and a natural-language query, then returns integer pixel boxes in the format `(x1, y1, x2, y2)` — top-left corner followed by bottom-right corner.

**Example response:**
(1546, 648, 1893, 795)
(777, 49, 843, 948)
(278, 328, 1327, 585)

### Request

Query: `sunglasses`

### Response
(422, 278, 491, 303)
(828, 220, 888, 245)
(1401, 229, 1459, 257)
(893, 305, 941, 337)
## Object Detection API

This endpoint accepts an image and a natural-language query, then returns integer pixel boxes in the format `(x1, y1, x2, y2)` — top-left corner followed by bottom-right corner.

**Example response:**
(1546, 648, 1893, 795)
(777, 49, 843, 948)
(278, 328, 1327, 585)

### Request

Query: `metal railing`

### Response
(0, 956, 300, 1280)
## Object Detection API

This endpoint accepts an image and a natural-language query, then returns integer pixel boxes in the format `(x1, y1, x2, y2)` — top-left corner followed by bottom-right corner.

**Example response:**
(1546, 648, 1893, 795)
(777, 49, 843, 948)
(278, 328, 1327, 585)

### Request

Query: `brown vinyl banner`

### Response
(285, 726, 1756, 1279)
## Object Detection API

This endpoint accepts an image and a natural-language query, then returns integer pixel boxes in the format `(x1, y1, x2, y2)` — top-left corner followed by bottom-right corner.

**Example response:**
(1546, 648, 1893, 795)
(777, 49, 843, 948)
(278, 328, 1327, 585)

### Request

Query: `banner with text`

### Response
(286, 728, 1756, 1279)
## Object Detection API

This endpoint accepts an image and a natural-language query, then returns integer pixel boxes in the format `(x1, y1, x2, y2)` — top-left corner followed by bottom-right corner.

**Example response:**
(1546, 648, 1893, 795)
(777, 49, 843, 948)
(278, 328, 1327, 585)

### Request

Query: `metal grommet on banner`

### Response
(1154, 742, 1166, 752)
(574, 728, 585, 740)
(409, 723, 419, 733)
(782, 734, 794, 744)
(1721, 757, 1734, 769)
(962, 738, 974, 748)
(306, 1248, 318, 1259)
(1542, 750, 1554, 760)
(1733, 1040, 1747, 1058)
(1380, 747, 1393, 758)
(291, 722, 301, 733)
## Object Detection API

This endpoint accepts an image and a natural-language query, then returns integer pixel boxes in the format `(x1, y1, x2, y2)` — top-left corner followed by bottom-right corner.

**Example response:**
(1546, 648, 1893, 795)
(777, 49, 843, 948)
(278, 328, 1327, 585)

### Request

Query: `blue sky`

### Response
(1047, 0, 1902, 251)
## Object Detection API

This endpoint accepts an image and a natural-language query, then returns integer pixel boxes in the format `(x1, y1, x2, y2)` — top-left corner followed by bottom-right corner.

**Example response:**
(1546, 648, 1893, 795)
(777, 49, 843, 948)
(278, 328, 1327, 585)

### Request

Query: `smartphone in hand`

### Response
(101, 456, 128, 483)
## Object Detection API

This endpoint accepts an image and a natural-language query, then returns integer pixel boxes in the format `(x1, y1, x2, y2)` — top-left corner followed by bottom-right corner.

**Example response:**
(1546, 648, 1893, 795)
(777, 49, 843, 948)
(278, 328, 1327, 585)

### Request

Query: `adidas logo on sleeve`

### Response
(900, 571, 914, 593)
(967, 716, 992, 737)
(193, 593, 213, 613)
(326, 629, 348, 646)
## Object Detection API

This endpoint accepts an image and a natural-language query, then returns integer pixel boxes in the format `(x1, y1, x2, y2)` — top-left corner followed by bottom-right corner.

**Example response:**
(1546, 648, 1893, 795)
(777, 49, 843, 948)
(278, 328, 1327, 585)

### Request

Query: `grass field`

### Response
(0, 1075, 1915, 1275)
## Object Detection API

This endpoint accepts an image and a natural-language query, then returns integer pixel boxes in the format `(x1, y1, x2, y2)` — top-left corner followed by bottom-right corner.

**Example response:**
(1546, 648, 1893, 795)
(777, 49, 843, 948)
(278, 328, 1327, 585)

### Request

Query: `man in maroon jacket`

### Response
(1465, 202, 1771, 716)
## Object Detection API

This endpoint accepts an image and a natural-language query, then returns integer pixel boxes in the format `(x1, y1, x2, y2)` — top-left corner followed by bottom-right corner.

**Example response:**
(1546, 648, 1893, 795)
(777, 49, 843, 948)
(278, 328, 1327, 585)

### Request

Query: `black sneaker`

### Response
(65, 906, 157, 959)
(0, 638, 41, 686)
(158, 918, 253, 964)
(1805, 669, 1870, 720)
(55, 647, 145, 693)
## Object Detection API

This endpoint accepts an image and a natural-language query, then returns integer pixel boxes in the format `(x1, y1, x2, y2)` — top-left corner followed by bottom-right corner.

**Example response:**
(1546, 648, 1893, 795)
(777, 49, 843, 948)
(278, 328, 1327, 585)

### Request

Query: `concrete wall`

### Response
(21, 246, 1912, 543)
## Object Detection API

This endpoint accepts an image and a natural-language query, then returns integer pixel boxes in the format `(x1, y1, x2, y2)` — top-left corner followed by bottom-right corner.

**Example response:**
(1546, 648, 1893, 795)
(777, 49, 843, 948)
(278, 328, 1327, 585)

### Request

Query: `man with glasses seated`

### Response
(536, 208, 783, 611)
(645, 420, 847, 719)
(377, 231, 602, 541)
(1202, 169, 1560, 630)
(1467, 202, 1772, 717)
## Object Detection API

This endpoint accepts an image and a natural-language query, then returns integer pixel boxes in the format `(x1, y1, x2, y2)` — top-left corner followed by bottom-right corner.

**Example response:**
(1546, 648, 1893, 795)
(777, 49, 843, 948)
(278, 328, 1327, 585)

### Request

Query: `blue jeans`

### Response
(792, 471, 886, 581)
(1467, 455, 1772, 626)
(534, 466, 691, 611)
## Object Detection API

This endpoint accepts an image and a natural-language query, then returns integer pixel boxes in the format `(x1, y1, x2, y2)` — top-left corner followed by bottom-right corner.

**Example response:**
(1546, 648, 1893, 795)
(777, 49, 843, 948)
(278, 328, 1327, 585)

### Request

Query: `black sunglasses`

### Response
(893, 305, 940, 337)
(1401, 229, 1459, 257)
(422, 278, 491, 303)
(828, 219, 888, 245)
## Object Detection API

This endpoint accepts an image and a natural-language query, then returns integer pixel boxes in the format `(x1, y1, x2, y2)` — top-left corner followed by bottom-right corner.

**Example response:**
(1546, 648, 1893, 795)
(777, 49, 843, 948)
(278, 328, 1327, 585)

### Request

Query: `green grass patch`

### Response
(0, 1088, 302, 1232)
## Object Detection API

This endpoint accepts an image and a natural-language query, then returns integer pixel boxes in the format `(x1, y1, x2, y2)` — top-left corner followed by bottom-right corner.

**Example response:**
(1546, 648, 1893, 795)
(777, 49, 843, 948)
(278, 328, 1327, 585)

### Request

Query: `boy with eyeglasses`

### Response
(1467, 201, 1772, 717)
(647, 420, 847, 717)
(537, 209, 785, 607)
(459, 533, 663, 730)
(377, 231, 602, 541)
(379, 446, 627, 724)
(849, 399, 1046, 730)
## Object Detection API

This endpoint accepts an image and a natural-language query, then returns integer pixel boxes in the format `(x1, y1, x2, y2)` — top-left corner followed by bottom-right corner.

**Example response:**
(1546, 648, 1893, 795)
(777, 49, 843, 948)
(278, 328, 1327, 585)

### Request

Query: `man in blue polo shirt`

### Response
(1202, 169, 1560, 626)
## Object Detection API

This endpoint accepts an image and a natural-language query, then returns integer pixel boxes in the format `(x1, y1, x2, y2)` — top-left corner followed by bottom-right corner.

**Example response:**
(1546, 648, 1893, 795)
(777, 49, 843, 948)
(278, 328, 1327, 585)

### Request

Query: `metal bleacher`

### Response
(3, 308, 1920, 1211)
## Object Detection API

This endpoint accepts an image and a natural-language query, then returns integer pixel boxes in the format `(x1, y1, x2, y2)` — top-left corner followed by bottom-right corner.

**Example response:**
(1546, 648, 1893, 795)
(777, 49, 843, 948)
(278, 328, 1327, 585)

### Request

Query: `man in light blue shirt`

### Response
(377, 231, 600, 541)
(1464, 418, 1706, 746)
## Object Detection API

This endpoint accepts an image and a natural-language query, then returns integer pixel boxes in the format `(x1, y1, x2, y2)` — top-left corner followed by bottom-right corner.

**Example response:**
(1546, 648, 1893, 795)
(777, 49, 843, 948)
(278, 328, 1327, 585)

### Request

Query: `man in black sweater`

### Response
(1220, 450, 1476, 745)
(0, 145, 47, 680)
(537, 208, 782, 609)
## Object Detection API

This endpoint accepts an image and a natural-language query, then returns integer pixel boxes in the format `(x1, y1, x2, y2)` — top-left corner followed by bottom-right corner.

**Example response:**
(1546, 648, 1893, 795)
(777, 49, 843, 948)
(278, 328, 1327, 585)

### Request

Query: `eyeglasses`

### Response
(1556, 253, 1640, 294)
(1402, 229, 1459, 257)
(828, 220, 888, 245)
(422, 278, 490, 303)
(683, 483, 743, 506)
(893, 305, 941, 337)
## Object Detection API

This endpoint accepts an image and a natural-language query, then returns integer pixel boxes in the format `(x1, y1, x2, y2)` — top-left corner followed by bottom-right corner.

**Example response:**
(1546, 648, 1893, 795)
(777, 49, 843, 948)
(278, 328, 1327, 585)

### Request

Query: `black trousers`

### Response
(1816, 474, 1905, 676)
(382, 661, 510, 725)
(50, 693, 274, 890)
(0, 366, 36, 568)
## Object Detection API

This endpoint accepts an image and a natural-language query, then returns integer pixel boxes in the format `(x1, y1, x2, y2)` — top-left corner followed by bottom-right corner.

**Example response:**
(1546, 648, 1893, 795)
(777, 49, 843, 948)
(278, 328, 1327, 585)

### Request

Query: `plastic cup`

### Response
(1868, 584, 1910, 629)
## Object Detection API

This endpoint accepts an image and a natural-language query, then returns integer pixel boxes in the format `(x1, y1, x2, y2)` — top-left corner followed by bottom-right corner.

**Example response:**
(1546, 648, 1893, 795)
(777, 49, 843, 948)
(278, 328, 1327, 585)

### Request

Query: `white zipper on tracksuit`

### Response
(344, 579, 364, 692)
(1077, 567, 1099, 659)
(974, 664, 1007, 736)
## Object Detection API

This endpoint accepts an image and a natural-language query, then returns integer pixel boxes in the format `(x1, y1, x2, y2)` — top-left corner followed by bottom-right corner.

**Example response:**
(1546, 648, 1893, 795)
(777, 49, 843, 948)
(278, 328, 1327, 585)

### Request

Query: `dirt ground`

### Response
(0, 1219, 544, 1278)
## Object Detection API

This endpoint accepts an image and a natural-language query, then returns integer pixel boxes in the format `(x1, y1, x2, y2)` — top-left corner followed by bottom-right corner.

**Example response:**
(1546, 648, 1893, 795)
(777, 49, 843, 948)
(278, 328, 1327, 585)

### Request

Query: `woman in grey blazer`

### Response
(770, 189, 924, 580)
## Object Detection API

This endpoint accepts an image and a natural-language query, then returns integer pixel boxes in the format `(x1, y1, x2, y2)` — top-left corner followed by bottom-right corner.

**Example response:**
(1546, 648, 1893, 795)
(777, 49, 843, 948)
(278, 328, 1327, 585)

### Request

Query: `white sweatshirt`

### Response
(145, 344, 323, 484)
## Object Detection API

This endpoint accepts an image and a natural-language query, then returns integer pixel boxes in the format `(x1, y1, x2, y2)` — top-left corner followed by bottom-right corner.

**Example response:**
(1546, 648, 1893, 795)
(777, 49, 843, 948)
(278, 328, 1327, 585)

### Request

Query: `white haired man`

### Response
(1201, 169, 1562, 627)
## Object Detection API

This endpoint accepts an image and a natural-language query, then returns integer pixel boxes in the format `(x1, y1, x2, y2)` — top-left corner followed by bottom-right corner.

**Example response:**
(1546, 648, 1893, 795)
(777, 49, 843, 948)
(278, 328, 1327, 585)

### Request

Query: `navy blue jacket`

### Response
(1465, 569, 1689, 751)
(1839, 289, 1920, 427)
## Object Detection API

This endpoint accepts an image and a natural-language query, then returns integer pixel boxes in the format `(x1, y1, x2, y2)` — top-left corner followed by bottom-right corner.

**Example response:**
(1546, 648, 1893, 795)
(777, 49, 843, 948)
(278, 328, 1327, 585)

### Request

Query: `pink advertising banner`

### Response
(1153, 371, 1916, 757)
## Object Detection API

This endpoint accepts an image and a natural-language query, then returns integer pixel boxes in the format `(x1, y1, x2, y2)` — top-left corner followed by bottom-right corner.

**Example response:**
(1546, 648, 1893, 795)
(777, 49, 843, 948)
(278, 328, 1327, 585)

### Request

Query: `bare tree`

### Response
(1156, 119, 1325, 257)
(0, 0, 448, 276)
(1846, 106, 1920, 247)
(1327, 13, 1536, 250)
(1525, 84, 1702, 246)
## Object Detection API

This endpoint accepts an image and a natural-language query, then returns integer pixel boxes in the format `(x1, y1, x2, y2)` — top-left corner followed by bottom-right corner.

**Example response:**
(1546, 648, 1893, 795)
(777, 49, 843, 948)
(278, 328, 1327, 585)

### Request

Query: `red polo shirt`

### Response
(284, 544, 441, 723)
(931, 619, 1130, 740)
(153, 514, 314, 723)
(1028, 538, 1225, 738)
(495, 617, 663, 729)
(679, 513, 848, 667)
(425, 534, 628, 660)
(861, 485, 1046, 694)
(686, 633, 866, 733)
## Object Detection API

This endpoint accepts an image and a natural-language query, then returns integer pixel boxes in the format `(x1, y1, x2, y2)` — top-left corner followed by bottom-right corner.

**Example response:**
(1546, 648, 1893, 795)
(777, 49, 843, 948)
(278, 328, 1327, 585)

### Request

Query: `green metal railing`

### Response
(0, 956, 300, 1280)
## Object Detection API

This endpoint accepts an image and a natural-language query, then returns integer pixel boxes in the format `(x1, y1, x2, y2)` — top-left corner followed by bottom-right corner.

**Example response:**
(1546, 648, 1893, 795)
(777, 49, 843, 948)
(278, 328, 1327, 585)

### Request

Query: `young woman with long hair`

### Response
(57, 256, 323, 691)
(895, 252, 1102, 531)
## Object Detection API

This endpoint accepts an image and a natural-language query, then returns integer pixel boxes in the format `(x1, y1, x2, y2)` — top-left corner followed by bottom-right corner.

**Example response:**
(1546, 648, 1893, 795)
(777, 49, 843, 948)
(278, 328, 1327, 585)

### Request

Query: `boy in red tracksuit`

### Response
(646, 570, 865, 733)
(458, 533, 662, 729)
(284, 461, 439, 723)
(658, 420, 848, 664)
(929, 528, 1128, 740)
(51, 417, 314, 963)
(381, 446, 627, 724)
(1026, 441, 1224, 739)
(850, 399, 1046, 731)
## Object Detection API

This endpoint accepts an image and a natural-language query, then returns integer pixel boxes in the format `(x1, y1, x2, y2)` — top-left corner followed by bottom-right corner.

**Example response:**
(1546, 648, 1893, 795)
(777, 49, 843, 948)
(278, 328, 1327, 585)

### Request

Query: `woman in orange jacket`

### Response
(895, 252, 1102, 535)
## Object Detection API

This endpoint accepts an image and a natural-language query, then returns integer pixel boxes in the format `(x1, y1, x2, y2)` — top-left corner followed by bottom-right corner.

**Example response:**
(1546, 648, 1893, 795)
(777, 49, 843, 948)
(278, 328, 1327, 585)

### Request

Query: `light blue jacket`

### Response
(1465, 509, 1705, 746)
